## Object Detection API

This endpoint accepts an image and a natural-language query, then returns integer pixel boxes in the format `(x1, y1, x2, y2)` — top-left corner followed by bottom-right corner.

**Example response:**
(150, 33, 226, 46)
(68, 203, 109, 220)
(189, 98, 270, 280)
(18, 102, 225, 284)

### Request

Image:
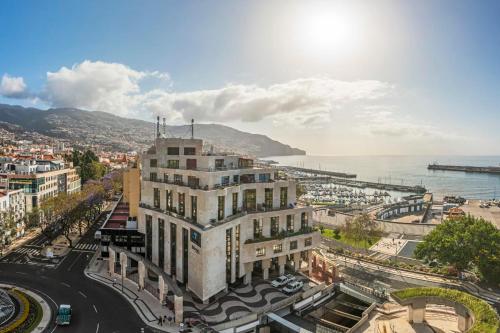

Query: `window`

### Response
(270, 216, 280, 237)
(163, 173, 169, 183)
(256, 247, 266, 257)
(186, 159, 197, 170)
(187, 176, 199, 189)
(243, 189, 256, 211)
(280, 187, 288, 208)
(166, 190, 173, 211)
(286, 215, 294, 232)
(150, 159, 157, 167)
(150, 172, 157, 182)
(158, 219, 165, 268)
(167, 147, 180, 155)
(305, 237, 312, 247)
(184, 147, 196, 155)
(273, 243, 283, 253)
(233, 175, 240, 183)
(253, 219, 263, 238)
(218, 196, 225, 220)
(240, 174, 255, 183)
(215, 159, 225, 169)
(259, 173, 270, 182)
(221, 176, 230, 185)
(191, 196, 197, 222)
(153, 188, 160, 208)
(301, 212, 308, 229)
(290, 240, 298, 250)
(174, 174, 183, 184)
(190, 229, 201, 247)
(178, 193, 185, 216)
(167, 160, 179, 169)
(226, 228, 232, 283)
(145, 215, 152, 260)
(232, 192, 238, 215)
(264, 188, 273, 209)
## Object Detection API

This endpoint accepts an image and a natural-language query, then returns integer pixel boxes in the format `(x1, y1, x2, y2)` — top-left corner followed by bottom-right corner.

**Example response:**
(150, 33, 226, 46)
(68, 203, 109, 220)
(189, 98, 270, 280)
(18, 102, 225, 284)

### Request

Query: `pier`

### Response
(283, 166, 357, 179)
(428, 163, 500, 174)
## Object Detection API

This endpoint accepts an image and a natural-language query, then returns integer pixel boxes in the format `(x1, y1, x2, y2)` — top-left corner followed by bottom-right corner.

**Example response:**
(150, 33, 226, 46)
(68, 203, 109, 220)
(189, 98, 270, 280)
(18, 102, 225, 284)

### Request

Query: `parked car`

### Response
(283, 280, 304, 294)
(271, 274, 295, 288)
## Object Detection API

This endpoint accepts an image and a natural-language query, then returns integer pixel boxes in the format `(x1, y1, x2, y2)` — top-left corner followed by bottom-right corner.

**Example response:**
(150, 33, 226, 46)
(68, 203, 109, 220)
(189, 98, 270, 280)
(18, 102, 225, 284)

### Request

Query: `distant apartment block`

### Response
(0, 157, 81, 212)
(138, 136, 319, 302)
(0, 189, 26, 245)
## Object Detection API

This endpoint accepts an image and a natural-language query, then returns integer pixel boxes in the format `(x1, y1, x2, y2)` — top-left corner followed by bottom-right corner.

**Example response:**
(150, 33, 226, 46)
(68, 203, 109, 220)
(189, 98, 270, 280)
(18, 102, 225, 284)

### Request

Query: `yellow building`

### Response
(123, 167, 140, 218)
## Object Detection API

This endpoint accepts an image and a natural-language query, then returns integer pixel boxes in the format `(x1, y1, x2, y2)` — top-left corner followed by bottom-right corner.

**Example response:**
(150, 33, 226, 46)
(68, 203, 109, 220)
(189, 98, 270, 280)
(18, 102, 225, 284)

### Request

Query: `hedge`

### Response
(392, 287, 499, 333)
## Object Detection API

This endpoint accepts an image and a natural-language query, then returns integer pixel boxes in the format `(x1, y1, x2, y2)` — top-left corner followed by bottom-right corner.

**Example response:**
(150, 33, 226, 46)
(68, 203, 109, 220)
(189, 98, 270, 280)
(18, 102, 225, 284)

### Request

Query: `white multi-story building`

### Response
(0, 189, 26, 245)
(138, 137, 319, 302)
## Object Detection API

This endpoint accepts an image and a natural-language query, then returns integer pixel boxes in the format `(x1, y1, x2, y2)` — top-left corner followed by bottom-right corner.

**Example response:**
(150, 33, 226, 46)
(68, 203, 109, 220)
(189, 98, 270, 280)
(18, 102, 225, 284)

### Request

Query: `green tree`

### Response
(343, 213, 381, 248)
(415, 215, 500, 282)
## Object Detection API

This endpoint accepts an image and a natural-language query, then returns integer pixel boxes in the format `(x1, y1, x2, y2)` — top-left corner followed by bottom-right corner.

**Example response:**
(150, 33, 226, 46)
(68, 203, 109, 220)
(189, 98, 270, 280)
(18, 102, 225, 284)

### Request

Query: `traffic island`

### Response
(0, 285, 50, 333)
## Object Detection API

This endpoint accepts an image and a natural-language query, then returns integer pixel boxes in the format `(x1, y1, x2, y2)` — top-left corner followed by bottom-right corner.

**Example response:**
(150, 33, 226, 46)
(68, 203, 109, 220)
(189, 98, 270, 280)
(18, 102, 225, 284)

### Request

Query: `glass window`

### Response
(167, 147, 180, 155)
(150, 172, 157, 182)
(153, 188, 160, 208)
(273, 243, 283, 253)
(259, 173, 270, 182)
(256, 247, 266, 257)
(270, 216, 280, 237)
(280, 187, 288, 208)
(233, 175, 240, 183)
(150, 159, 157, 167)
(301, 212, 309, 229)
(167, 160, 179, 169)
(290, 240, 298, 250)
(174, 174, 183, 184)
(243, 189, 256, 211)
(163, 173, 169, 183)
(232, 192, 238, 215)
(218, 196, 225, 220)
(305, 237, 312, 247)
(184, 147, 196, 155)
(286, 215, 294, 232)
(215, 159, 225, 169)
(191, 196, 197, 222)
(221, 176, 230, 185)
(253, 219, 263, 238)
(265, 188, 273, 209)
(178, 193, 185, 216)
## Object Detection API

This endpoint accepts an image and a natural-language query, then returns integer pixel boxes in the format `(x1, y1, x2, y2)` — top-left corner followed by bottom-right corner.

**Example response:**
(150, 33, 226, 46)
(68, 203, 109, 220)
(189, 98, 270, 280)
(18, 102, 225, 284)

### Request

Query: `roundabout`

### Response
(0, 284, 51, 333)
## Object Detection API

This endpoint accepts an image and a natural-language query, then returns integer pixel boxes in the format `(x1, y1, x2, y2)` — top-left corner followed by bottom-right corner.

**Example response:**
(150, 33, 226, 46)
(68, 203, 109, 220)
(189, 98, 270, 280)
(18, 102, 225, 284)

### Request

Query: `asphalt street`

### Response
(0, 212, 161, 333)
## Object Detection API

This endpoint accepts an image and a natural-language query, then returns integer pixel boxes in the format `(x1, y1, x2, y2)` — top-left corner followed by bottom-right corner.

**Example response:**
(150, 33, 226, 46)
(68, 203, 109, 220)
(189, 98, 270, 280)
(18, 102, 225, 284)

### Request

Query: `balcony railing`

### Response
(138, 203, 206, 229)
(143, 177, 287, 191)
(155, 165, 259, 172)
(244, 226, 317, 244)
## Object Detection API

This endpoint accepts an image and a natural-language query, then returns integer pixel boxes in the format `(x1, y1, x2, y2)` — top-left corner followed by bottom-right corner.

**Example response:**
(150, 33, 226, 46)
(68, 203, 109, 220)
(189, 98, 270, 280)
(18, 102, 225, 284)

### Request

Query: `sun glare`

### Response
(296, 4, 362, 57)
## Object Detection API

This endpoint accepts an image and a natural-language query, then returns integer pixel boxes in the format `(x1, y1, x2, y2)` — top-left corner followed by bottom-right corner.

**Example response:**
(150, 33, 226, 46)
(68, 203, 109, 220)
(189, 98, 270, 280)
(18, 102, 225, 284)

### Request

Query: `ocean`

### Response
(265, 155, 500, 200)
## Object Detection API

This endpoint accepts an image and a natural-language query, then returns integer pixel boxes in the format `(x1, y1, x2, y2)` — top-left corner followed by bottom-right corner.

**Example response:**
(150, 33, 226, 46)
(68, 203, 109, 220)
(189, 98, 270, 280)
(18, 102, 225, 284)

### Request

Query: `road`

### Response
(0, 212, 160, 333)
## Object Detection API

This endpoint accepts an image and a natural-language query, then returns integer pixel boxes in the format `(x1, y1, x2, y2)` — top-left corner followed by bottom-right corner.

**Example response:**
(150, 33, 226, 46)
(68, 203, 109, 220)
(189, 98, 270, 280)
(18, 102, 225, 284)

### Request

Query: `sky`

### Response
(0, 0, 499, 156)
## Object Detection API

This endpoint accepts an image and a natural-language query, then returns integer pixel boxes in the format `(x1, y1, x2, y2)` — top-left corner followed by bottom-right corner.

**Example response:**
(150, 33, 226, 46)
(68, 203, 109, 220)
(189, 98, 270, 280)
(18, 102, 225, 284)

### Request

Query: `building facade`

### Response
(138, 137, 319, 302)
(0, 189, 26, 246)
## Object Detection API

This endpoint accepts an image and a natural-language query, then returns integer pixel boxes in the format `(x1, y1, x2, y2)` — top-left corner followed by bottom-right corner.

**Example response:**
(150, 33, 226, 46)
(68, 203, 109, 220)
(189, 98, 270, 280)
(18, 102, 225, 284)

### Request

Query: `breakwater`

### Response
(283, 166, 357, 178)
(428, 164, 500, 174)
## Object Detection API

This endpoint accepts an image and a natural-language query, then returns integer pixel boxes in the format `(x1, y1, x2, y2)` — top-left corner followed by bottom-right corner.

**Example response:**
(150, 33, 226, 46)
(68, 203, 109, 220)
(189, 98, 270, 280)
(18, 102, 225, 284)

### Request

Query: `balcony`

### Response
(143, 177, 286, 191)
(138, 203, 206, 229)
(244, 226, 317, 244)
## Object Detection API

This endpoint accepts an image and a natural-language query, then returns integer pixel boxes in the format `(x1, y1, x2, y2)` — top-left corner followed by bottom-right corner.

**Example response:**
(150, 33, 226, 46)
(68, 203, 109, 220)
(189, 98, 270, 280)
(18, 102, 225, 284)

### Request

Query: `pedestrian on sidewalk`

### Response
(158, 315, 162, 325)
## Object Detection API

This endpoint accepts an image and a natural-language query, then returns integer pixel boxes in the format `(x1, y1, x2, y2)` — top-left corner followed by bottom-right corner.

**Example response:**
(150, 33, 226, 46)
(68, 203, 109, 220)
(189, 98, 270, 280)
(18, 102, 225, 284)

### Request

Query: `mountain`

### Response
(0, 104, 305, 157)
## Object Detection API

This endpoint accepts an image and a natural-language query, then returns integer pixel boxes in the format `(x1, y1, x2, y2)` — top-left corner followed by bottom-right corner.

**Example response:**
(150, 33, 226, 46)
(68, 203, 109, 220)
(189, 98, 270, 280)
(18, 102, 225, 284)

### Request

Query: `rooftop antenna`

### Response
(156, 116, 160, 138)
(162, 117, 166, 137)
(191, 118, 194, 139)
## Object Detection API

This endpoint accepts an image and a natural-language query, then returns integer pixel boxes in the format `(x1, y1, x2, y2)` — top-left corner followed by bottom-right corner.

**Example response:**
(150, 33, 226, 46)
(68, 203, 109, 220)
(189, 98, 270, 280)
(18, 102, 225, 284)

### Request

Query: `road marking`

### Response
(79, 290, 87, 298)
(67, 252, 83, 271)
(93, 304, 98, 313)
(95, 322, 100, 333)
(60, 282, 71, 288)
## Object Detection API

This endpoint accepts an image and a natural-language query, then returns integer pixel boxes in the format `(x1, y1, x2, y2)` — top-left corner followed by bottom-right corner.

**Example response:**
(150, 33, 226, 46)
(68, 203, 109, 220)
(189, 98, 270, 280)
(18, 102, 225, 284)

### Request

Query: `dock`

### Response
(283, 166, 357, 179)
(428, 164, 500, 174)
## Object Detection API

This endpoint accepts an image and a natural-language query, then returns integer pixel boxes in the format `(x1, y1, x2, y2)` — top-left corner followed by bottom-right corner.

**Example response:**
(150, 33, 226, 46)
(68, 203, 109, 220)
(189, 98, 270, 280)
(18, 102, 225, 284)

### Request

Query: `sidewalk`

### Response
(0, 228, 40, 257)
(84, 254, 180, 333)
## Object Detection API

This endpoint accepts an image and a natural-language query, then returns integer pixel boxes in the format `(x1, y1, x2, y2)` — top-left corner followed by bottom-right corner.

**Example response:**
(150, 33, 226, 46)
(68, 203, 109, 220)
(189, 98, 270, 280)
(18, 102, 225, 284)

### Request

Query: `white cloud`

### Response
(0, 74, 28, 98)
(41, 60, 170, 117)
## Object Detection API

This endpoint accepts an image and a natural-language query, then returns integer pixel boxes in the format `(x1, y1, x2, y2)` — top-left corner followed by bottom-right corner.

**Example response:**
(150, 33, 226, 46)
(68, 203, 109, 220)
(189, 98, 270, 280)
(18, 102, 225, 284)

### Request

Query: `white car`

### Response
(282, 280, 304, 294)
(271, 274, 295, 288)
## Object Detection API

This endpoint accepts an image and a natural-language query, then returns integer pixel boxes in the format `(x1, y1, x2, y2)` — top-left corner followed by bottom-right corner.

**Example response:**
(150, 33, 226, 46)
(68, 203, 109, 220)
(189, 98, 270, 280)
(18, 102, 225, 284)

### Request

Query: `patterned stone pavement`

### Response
(183, 279, 295, 325)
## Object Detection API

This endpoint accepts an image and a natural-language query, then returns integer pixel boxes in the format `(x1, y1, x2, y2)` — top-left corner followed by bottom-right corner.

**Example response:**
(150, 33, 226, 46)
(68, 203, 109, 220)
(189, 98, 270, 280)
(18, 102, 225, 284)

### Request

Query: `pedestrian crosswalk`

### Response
(13, 247, 40, 256)
(0, 246, 40, 264)
(74, 243, 99, 251)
